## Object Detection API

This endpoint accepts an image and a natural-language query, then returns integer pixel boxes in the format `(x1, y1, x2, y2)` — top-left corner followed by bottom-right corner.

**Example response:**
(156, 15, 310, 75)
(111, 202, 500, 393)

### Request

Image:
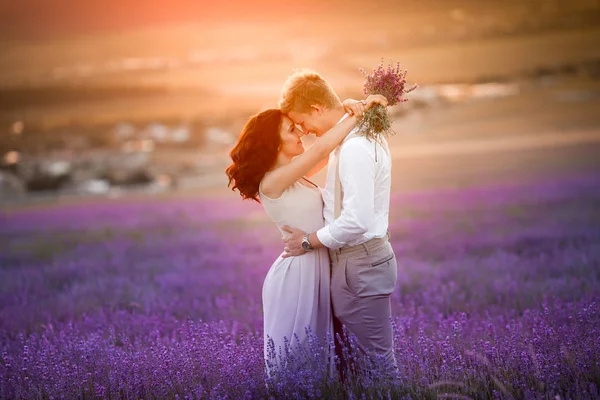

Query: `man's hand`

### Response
(281, 225, 307, 258)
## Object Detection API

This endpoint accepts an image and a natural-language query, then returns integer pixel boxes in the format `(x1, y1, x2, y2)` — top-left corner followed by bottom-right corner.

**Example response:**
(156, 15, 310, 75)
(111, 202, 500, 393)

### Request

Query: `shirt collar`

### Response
(336, 112, 359, 144)
(336, 112, 349, 126)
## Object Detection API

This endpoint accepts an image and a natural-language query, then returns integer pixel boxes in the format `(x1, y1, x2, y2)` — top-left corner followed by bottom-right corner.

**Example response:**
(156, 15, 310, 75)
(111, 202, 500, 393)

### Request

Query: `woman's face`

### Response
(278, 116, 305, 158)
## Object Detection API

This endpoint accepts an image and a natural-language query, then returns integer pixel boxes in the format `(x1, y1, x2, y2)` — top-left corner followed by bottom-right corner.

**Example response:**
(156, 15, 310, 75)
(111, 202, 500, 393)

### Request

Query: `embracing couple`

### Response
(226, 70, 398, 378)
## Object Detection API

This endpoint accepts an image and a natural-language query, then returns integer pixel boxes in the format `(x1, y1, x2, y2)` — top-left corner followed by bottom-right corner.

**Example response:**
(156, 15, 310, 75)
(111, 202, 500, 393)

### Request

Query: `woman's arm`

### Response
(305, 155, 329, 179)
(260, 115, 358, 198)
(303, 95, 390, 179)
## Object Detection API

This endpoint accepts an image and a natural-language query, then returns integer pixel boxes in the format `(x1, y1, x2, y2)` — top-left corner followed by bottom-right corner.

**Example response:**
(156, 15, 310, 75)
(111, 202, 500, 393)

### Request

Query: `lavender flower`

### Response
(1, 173, 599, 398)
(358, 60, 418, 140)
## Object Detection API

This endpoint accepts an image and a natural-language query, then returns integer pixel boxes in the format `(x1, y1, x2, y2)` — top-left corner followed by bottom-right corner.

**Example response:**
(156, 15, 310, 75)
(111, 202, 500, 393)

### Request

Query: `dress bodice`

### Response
(258, 179, 325, 236)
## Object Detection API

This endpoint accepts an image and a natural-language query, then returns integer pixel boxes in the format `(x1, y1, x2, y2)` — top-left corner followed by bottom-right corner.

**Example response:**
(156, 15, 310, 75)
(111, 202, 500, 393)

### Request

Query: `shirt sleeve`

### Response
(316, 138, 376, 249)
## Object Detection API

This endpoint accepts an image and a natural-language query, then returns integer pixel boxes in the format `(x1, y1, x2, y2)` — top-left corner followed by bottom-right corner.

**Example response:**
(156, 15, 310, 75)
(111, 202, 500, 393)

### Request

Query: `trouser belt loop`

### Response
(362, 242, 371, 255)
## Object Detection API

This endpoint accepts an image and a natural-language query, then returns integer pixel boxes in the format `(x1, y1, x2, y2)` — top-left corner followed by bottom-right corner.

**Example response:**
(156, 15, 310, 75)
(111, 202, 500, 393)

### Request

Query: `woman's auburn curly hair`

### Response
(225, 109, 283, 202)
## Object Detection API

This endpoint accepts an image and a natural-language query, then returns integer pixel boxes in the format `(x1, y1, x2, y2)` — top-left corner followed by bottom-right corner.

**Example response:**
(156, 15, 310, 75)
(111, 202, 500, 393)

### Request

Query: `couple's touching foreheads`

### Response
(226, 69, 398, 381)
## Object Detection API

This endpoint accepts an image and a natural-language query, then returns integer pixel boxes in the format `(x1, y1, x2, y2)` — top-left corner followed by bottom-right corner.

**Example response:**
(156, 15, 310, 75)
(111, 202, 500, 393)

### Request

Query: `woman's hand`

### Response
(342, 98, 367, 118)
(364, 94, 388, 109)
(343, 95, 388, 117)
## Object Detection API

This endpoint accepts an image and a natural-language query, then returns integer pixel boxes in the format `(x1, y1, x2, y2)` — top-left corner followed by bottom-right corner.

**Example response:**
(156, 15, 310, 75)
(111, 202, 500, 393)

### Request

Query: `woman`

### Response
(225, 95, 386, 374)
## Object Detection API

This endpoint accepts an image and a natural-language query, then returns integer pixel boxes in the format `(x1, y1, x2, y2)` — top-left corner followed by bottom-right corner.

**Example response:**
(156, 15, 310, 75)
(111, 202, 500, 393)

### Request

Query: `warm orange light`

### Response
(155, 174, 172, 187)
(4, 151, 20, 164)
(121, 139, 155, 153)
(11, 121, 24, 135)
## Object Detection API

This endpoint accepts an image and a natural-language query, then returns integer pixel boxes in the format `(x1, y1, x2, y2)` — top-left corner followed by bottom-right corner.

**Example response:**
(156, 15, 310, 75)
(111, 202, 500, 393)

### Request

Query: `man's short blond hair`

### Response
(279, 69, 342, 114)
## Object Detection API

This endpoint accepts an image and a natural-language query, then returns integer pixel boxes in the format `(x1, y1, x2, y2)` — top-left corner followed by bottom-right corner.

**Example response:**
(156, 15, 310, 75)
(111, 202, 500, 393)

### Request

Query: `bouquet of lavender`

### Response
(358, 60, 417, 140)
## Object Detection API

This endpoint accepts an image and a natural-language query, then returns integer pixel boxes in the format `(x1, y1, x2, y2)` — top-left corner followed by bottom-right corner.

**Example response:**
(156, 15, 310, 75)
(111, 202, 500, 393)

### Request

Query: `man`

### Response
(279, 69, 398, 372)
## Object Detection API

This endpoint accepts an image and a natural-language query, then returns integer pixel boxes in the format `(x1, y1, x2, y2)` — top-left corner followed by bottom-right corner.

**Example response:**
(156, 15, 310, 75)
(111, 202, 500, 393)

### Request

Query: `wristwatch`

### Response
(301, 234, 313, 251)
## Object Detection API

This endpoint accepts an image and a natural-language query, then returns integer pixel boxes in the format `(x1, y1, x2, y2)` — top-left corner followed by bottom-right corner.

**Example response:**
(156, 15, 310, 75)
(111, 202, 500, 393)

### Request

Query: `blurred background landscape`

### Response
(1, 0, 600, 203)
(2, 2, 600, 398)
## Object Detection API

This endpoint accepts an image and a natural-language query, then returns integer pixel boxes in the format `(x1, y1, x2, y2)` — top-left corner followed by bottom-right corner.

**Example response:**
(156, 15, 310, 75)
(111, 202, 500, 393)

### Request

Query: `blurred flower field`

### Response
(1, 173, 599, 399)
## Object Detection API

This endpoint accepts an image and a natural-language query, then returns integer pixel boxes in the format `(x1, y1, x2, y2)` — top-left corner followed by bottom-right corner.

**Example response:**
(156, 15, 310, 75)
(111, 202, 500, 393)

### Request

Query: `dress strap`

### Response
(301, 176, 319, 189)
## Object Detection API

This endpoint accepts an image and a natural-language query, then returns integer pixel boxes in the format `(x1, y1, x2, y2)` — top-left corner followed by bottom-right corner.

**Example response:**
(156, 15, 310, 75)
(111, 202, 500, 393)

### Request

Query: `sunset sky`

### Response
(0, 0, 338, 39)
(1, 0, 598, 125)
(2, 1, 596, 41)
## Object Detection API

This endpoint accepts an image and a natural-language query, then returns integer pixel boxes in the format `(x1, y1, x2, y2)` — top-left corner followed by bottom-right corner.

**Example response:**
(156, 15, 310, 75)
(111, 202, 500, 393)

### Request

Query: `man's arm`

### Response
(282, 138, 376, 257)
(281, 227, 324, 259)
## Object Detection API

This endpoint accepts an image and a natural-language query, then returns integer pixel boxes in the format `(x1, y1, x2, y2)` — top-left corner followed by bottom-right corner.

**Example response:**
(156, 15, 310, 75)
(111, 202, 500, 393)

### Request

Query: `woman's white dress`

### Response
(259, 179, 333, 368)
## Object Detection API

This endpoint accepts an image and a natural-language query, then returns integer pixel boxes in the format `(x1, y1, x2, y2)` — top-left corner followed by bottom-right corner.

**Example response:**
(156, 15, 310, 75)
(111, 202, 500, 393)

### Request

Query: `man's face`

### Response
(288, 107, 330, 137)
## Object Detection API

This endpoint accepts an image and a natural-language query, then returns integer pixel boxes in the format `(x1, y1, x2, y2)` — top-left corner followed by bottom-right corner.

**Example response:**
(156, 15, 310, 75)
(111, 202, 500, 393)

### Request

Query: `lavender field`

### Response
(1, 172, 600, 399)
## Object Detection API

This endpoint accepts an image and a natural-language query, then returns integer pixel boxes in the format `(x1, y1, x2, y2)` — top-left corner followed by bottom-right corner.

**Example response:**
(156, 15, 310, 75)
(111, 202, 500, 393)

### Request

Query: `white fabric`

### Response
(334, 130, 357, 219)
(333, 114, 351, 219)
(317, 115, 392, 250)
(259, 179, 333, 369)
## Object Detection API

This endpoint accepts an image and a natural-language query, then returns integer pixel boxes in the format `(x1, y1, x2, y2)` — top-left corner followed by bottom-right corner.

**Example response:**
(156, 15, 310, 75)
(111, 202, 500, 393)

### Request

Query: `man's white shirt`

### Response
(316, 114, 392, 250)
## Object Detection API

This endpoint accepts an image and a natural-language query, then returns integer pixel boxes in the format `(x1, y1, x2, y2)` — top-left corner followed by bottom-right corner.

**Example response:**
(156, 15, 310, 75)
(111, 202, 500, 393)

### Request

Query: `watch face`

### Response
(302, 240, 311, 250)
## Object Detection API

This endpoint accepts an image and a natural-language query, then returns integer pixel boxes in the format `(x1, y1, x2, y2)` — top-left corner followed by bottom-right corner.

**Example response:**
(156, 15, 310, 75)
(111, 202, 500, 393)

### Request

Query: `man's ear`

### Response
(310, 105, 324, 115)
